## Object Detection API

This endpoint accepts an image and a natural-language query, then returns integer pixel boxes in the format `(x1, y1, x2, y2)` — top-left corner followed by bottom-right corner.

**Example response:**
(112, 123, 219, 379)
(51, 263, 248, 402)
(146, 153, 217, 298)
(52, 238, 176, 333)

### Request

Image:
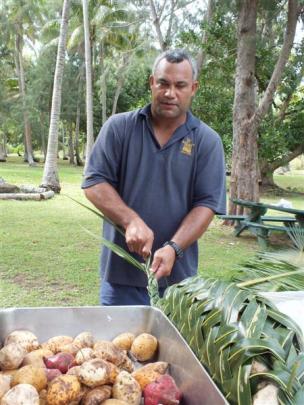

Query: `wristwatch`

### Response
(163, 240, 184, 260)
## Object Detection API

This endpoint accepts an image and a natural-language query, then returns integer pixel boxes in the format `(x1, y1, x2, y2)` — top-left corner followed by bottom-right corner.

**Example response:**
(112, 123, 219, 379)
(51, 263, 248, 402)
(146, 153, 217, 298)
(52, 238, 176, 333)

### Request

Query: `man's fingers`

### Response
(151, 255, 162, 273)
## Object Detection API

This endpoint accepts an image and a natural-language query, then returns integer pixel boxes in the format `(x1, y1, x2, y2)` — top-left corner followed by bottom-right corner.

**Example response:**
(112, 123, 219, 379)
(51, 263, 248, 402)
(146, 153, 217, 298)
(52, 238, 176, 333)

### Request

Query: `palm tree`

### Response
(41, 0, 70, 192)
(82, 0, 94, 172)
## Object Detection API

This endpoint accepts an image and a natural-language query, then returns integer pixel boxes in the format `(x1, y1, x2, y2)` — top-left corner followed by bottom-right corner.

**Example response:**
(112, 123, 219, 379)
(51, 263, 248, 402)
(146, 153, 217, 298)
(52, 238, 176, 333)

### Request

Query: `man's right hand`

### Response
(125, 217, 154, 259)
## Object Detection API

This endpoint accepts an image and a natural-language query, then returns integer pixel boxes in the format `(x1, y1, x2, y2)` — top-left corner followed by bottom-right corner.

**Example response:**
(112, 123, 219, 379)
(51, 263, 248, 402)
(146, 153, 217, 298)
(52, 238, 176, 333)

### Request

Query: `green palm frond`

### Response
(287, 225, 304, 252)
(67, 196, 159, 305)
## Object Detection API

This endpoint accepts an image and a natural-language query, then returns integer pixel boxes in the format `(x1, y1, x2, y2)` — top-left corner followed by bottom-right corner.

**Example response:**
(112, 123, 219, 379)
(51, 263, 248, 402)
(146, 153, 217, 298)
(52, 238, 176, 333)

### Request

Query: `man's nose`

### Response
(164, 85, 176, 98)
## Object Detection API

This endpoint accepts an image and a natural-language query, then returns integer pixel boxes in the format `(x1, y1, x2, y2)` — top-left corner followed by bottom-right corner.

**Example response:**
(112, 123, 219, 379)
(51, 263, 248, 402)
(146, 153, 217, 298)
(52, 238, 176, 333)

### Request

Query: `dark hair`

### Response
(152, 49, 198, 80)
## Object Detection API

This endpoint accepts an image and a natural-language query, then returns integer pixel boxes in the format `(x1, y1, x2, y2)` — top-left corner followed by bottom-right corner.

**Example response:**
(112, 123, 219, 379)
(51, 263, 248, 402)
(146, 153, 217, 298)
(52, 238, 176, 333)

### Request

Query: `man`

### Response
(82, 49, 226, 305)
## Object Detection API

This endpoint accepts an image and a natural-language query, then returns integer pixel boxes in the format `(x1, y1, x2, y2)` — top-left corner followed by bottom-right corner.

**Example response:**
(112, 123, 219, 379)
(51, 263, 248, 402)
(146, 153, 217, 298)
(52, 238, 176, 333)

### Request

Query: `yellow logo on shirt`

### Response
(181, 138, 194, 156)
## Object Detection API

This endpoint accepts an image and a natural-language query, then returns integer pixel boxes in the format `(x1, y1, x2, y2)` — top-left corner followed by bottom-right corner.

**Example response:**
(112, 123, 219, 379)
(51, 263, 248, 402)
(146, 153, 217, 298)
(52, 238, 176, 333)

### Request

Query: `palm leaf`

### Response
(68, 196, 159, 304)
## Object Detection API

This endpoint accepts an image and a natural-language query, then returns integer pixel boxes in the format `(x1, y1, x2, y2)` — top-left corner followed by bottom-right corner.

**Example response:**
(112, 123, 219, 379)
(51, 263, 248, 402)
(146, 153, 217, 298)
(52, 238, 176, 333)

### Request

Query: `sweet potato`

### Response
(132, 361, 168, 390)
(143, 374, 182, 405)
(0, 343, 26, 370)
(46, 375, 81, 405)
(45, 368, 62, 382)
(4, 330, 39, 353)
(112, 371, 141, 405)
(1, 383, 39, 405)
(11, 365, 47, 391)
(43, 352, 75, 373)
(130, 333, 158, 362)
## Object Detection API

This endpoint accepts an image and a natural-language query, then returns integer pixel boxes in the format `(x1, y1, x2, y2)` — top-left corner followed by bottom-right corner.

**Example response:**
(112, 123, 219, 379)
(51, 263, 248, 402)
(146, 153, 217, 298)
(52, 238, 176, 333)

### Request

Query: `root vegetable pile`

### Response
(0, 329, 182, 405)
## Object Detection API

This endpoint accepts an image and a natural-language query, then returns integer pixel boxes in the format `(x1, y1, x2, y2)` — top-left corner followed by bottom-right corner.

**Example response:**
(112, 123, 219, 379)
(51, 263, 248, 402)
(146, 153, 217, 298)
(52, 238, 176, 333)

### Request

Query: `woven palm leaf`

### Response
(158, 276, 304, 404)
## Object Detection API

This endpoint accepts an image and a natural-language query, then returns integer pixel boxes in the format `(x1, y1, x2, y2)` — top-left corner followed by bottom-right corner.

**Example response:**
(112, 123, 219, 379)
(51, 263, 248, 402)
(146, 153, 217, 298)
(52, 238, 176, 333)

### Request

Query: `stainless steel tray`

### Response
(0, 306, 228, 405)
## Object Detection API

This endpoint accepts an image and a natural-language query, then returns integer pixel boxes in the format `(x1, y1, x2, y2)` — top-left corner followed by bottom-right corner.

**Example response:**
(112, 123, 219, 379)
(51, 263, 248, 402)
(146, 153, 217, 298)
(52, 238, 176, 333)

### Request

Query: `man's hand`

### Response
(150, 245, 176, 280)
(125, 217, 154, 259)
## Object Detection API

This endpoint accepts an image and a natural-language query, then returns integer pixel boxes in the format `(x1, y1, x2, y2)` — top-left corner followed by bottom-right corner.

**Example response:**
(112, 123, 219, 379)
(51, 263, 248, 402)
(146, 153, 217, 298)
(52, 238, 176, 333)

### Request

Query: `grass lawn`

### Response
(1, 156, 303, 307)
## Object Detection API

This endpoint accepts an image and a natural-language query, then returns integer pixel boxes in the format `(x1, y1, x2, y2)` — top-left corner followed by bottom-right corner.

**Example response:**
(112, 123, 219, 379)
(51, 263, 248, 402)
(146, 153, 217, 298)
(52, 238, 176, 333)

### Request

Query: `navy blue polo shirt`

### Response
(82, 105, 226, 287)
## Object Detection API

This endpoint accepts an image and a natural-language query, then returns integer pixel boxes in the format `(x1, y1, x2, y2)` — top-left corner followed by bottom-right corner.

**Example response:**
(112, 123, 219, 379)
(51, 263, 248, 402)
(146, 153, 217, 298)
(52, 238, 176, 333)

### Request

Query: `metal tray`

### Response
(0, 306, 228, 405)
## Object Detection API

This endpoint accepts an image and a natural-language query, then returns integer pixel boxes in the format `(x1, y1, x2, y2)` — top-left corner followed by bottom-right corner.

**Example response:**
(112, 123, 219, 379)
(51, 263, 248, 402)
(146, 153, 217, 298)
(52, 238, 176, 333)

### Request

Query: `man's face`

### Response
(149, 58, 198, 121)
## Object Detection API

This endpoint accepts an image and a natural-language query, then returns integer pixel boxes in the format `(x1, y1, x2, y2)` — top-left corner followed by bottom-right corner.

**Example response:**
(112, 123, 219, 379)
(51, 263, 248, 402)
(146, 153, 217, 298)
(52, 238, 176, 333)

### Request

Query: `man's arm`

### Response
(84, 182, 154, 258)
(151, 206, 214, 280)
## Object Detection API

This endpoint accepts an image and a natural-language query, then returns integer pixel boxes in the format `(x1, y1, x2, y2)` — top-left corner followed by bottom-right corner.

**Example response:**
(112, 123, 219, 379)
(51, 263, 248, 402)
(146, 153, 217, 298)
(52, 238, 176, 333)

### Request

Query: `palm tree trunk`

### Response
(75, 95, 83, 167)
(82, 0, 94, 172)
(15, 33, 35, 166)
(41, 0, 70, 192)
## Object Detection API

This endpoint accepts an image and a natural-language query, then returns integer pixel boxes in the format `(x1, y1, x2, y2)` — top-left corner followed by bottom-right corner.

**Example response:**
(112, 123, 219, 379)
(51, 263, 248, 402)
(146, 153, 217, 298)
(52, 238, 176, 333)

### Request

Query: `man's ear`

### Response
(192, 80, 199, 96)
(149, 75, 154, 89)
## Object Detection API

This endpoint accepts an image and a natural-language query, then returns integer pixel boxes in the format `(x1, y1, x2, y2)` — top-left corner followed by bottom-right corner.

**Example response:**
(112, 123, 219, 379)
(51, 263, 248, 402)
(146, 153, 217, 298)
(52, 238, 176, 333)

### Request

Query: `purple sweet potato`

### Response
(143, 374, 182, 405)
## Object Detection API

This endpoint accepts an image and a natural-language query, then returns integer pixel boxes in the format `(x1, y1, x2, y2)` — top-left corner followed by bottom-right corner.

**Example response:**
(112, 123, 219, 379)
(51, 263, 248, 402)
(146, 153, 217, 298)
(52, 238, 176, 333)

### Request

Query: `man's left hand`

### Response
(150, 245, 176, 280)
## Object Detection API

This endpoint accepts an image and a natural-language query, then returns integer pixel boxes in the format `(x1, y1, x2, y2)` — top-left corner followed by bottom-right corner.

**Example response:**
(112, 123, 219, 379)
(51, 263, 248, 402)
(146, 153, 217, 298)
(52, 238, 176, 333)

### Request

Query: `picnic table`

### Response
(219, 198, 304, 248)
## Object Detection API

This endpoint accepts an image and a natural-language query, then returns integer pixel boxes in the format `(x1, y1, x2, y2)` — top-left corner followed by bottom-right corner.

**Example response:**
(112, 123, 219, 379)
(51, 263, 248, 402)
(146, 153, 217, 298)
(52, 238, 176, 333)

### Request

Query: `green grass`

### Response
(1, 155, 303, 307)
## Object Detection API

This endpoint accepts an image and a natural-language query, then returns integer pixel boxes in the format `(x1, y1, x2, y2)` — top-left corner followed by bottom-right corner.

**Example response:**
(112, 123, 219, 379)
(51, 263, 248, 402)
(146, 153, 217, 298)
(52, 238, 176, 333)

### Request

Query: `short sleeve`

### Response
(193, 130, 226, 215)
(81, 116, 123, 189)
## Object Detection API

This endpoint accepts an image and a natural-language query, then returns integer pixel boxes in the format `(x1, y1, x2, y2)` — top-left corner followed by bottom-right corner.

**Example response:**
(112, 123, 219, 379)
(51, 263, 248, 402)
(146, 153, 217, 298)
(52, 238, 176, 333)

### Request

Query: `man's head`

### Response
(150, 49, 199, 122)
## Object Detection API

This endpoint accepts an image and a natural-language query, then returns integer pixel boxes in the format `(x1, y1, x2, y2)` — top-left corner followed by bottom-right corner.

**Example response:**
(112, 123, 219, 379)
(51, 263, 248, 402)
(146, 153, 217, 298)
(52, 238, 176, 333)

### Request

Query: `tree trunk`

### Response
(149, 0, 166, 50)
(229, 0, 258, 215)
(74, 101, 83, 166)
(111, 54, 130, 116)
(41, 0, 70, 192)
(82, 0, 94, 172)
(100, 44, 109, 126)
(68, 124, 74, 165)
(61, 123, 68, 160)
(0, 134, 6, 162)
(15, 33, 35, 166)
(229, 0, 299, 215)
(197, 0, 213, 77)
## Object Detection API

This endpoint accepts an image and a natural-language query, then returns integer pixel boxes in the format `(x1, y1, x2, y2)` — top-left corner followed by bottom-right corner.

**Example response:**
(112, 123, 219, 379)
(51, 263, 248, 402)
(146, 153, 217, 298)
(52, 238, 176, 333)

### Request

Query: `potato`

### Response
(130, 333, 158, 362)
(66, 365, 81, 376)
(11, 365, 47, 391)
(1, 383, 39, 405)
(74, 332, 95, 349)
(0, 343, 26, 370)
(105, 361, 120, 383)
(60, 343, 81, 356)
(93, 341, 126, 366)
(42, 336, 73, 353)
(0, 375, 11, 400)
(43, 352, 75, 373)
(132, 361, 168, 390)
(78, 359, 111, 387)
(46, 375, 81, 405)
(4, 330, 39, 353)
(22, 348, 53, 368)
(120, 355, 134, 373)
(112, 333, 135, 351)
(112, 371, 141, 405)
(101, 400, 129, 405)
(82, 385, 112, 405)
(75, 348, 94, 365)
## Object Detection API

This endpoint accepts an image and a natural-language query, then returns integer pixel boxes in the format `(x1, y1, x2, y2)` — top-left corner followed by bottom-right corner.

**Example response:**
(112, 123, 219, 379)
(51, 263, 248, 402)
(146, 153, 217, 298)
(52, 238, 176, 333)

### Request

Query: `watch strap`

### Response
(163, 240, 184, 259)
